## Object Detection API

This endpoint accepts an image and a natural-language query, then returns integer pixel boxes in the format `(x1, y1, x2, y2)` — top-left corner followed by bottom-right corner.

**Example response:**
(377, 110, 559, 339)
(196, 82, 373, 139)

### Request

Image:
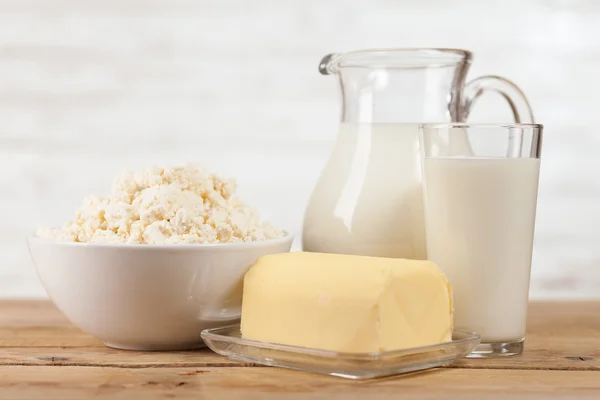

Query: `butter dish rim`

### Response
(201, 324, 480, 360)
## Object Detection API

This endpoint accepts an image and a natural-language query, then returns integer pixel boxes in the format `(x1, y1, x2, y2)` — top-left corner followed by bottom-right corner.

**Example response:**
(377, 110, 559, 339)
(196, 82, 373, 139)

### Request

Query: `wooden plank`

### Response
(526, 301, 600, 336)
(0, 347, 241, 367)
(0, 366, 599, 400)
(0, 300, 103, 348)
(0, 326, 102, 348)
(1, 345, 597, 371)
(1, 301, 599, 371)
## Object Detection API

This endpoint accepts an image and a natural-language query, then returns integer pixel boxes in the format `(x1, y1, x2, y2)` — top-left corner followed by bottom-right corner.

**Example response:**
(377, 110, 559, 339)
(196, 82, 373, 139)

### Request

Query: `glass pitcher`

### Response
(302, 48, 534, 259)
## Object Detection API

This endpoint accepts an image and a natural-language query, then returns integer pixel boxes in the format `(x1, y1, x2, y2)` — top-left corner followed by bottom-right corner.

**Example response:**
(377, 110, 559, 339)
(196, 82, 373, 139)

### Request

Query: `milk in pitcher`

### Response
(303, 123, 427, 259)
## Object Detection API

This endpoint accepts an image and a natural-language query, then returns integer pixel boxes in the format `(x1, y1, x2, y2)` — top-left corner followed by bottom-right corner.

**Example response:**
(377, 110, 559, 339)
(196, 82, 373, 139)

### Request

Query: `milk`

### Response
(423, 157, 540, 341)
(303, 123, 427, 259)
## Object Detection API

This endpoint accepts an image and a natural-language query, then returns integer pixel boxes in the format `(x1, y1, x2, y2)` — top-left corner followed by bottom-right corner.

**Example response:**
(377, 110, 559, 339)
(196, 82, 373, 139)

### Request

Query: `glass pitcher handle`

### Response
(463, 75, 534, 123)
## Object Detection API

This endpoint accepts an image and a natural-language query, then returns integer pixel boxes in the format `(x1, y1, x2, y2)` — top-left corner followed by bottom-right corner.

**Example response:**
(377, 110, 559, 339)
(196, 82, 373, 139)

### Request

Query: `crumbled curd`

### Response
(37, 164, 284, 244)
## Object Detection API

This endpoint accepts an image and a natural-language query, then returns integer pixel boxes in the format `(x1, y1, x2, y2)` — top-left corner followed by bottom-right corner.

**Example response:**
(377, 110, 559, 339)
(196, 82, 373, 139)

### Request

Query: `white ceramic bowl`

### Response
(27, 234, 293, 351)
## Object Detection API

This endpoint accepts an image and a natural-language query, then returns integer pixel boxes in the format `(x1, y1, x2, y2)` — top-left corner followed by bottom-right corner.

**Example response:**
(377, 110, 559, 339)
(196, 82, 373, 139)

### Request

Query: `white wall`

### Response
(1, 0, 598, 298)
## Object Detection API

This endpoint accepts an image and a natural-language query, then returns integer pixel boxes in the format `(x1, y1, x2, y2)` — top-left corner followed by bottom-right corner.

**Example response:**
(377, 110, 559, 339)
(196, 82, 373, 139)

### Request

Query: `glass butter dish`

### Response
(201, 325, 480, 380)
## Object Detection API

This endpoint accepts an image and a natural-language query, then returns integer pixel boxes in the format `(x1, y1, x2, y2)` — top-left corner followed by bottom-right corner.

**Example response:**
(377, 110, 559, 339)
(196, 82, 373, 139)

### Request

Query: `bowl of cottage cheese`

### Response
(28, 163, 293, 351)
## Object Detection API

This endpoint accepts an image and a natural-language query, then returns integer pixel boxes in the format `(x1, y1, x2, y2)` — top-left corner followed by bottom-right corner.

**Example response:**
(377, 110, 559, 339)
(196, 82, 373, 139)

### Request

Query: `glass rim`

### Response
(420, 123, 543, 130)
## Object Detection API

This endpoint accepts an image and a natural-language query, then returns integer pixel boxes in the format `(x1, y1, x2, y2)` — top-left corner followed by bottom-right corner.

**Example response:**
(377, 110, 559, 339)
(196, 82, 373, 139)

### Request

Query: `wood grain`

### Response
(1, 366, 599, 400)
(0, 300, 104, 348)
(1, 301, 599, 371)
(0, 347, 242, 368)
(1, 301, 600, 399)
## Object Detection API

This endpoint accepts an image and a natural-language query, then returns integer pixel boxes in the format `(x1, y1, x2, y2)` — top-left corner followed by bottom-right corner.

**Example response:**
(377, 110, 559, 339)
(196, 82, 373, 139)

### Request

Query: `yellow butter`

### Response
(240, 252, 453, 353)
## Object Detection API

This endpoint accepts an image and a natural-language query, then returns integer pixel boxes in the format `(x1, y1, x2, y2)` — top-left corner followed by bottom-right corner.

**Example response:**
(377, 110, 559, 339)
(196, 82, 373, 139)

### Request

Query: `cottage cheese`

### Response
(37, 164, 284, 244)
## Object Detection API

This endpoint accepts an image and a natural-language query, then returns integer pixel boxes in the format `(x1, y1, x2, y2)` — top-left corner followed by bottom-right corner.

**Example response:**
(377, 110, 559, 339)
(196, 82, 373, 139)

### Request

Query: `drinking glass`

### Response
(419, 123, 542, 357)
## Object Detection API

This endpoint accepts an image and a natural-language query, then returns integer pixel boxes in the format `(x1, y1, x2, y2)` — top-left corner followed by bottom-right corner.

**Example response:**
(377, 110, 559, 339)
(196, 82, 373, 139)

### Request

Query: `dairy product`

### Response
(303, 123, 426, 259)
(37, 164, 283, 244)
(241, 252, 452, 353)
(424, 157, 540, 342)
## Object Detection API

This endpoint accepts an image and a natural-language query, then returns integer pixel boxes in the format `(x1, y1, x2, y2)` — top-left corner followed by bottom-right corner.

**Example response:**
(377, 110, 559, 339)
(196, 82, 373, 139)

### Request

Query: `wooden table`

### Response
(0, 301, 599, 399)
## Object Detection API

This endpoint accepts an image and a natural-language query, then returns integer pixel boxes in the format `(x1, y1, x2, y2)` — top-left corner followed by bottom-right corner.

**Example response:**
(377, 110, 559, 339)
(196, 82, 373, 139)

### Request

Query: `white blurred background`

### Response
(1, 0, 598, 298)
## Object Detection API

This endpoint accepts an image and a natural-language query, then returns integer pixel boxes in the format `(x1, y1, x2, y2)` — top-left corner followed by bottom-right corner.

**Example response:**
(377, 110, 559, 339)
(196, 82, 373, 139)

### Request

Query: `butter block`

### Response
(240, 252, 453, 353)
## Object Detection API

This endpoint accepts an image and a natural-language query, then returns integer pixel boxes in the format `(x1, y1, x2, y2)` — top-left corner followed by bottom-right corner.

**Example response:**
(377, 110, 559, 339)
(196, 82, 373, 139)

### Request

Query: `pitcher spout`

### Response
(318, 53, 342, 75)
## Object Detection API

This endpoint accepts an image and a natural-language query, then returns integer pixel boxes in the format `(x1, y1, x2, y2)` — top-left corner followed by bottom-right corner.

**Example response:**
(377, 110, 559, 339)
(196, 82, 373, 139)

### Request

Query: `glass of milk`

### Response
(419, 123, 542, 357)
